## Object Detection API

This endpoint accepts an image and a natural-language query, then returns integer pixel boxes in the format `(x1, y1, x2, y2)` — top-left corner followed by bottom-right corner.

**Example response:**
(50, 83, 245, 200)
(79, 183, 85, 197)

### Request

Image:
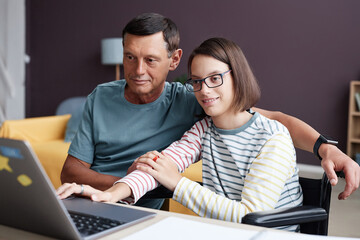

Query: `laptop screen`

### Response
(0, 138, 155, 239)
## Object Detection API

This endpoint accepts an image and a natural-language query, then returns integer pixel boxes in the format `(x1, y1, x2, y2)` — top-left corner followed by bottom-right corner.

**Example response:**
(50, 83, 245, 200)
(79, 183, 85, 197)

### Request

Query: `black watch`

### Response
(313, 134, 338, 160)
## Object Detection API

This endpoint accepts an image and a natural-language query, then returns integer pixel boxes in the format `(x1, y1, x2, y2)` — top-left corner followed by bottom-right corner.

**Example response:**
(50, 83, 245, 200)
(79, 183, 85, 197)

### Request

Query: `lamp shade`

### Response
(101, 38, 123, 65)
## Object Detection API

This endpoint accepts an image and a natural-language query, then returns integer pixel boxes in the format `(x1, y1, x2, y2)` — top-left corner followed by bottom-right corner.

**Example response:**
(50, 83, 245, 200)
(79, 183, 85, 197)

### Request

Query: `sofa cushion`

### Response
(55, 97, 86, 143)
(64, 108, 84, 142)
(32, 140, 71, 189)
(0, 115, 71, 143)
(168, 160, 202, 216)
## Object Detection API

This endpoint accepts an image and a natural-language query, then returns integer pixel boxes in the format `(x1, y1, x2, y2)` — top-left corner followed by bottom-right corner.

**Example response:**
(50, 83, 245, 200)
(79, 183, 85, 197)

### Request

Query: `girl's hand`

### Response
(127, 157, 152, 175)
(135, 151, 182, 191)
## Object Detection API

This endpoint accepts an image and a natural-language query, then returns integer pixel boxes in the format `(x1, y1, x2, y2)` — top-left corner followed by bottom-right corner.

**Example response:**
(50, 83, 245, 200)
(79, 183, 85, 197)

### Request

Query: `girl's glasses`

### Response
(184, 70, 231, 92)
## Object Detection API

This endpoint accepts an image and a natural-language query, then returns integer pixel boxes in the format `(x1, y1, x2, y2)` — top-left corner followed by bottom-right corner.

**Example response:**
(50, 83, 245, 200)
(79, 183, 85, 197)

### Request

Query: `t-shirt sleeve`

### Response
(68, 93, 95, 164)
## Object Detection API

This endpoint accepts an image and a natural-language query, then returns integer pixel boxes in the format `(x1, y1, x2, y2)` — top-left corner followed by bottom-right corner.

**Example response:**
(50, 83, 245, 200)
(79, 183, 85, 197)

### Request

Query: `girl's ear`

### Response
(169, 49, 183, 71)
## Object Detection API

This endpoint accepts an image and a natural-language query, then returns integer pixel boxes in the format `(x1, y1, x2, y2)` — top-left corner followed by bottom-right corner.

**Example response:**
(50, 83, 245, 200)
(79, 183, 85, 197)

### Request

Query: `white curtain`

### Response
(0, 0, 26, 125)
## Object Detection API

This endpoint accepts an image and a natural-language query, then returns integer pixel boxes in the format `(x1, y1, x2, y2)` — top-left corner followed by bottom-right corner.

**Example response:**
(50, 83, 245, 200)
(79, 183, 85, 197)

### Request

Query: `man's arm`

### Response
(253, 107, 360, 200)
(60, 155, 120, 191)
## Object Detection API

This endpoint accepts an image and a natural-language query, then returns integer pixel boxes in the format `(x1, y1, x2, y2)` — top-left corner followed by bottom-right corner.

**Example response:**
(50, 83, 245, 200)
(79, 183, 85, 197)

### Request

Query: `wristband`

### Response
(313, 135, 338, 160)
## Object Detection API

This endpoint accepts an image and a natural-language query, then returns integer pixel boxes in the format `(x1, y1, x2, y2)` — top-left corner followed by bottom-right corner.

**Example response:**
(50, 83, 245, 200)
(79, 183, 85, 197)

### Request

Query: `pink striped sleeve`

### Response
(116, 170, 158, 204)
(163, 118, 208, 172)
(114, 118, 209, 203)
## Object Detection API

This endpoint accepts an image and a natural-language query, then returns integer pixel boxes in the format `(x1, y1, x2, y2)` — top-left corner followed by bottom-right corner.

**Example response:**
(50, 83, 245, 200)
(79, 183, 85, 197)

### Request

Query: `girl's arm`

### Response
(142, 133, 298, 223)
(100, 119, 208, 204)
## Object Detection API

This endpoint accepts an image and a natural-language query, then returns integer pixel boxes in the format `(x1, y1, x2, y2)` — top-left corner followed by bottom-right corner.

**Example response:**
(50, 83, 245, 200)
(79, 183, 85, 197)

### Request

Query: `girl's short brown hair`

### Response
(188, 38, 260, 112)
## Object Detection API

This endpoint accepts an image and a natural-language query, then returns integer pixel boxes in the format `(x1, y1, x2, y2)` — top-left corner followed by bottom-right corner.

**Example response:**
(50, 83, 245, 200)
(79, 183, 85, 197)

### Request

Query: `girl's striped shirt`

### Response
(118, 112, 303, 231)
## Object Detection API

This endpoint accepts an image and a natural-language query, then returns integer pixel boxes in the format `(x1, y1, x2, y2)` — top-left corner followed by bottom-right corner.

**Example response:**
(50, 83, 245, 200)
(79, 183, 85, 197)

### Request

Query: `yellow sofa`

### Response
(0, 115, 71, 189)
(0, 115, 202, 216)
(169, 160, 202, 216)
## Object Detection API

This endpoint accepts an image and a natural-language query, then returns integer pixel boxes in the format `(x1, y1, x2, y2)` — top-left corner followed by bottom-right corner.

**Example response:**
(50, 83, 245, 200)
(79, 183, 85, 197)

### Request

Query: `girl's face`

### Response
(190, 55, 234, 120)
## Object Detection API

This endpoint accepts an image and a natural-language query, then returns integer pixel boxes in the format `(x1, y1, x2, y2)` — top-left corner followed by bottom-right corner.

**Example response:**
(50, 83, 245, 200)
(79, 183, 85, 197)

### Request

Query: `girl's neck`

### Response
(211, 110, 253, 130)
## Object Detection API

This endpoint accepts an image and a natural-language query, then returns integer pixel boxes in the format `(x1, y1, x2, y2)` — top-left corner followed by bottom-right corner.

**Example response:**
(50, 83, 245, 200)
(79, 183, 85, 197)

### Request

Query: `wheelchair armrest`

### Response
(141, 185, 174, 199)
(241, 205, 328, 228)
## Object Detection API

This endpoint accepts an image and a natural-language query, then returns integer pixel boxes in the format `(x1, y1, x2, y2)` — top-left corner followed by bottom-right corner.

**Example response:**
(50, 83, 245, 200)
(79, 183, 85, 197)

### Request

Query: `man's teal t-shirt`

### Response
(68, 80, 202, 208)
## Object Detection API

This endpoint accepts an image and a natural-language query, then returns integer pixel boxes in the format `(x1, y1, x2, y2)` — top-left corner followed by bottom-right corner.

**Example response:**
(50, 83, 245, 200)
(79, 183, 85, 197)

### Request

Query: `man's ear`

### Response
(169, 49, 183, 71)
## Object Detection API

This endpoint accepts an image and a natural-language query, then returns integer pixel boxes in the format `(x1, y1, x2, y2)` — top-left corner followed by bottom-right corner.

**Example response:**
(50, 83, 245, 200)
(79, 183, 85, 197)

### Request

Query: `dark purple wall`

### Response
(26, 0, 360, 165)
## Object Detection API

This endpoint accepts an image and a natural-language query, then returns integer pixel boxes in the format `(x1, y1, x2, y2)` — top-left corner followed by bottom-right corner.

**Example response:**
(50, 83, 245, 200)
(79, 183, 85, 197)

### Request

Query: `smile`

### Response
(202, 97, 219, 104)
(132, 79, 149, 84)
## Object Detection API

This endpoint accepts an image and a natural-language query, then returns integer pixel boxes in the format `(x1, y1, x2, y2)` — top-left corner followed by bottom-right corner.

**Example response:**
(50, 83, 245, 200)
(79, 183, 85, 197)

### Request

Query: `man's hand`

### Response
(56, 182, 103, 200)
(320, 144, 360, 200)
(56, 182, 132, 203)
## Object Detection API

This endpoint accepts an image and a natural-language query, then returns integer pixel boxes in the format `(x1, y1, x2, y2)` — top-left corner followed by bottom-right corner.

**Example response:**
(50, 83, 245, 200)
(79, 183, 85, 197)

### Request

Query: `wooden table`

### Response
(0, 204, 265, 240)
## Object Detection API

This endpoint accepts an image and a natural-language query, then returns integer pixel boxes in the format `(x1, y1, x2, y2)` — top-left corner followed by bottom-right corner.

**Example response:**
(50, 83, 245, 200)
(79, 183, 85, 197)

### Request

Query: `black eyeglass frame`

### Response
(184, 69, 232, 92)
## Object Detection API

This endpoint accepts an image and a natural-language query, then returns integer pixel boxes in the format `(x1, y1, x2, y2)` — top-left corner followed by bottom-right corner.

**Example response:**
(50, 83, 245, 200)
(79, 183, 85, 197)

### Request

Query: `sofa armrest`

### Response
(0, 115, 71, 143)
(241, 205, 327, 228)
(181, 160, 202, 181)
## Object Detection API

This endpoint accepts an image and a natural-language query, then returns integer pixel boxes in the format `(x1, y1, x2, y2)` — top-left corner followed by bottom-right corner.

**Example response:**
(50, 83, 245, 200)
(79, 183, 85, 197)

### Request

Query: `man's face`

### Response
(123, 32, 174, 103)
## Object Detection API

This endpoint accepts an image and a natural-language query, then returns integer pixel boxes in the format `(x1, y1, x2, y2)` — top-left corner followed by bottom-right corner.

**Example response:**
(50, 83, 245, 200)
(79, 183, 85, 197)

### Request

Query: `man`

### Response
(61, 13, 359, 210)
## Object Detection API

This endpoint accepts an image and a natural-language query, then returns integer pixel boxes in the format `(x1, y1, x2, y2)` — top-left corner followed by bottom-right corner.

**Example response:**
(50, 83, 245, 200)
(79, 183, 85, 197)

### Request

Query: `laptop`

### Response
(0, 138, 156, 239)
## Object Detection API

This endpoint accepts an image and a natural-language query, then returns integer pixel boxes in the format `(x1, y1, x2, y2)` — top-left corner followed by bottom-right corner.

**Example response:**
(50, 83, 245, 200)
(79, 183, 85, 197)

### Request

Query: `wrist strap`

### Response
(313, 134, 338, 160)
(313, 135, 325, 160)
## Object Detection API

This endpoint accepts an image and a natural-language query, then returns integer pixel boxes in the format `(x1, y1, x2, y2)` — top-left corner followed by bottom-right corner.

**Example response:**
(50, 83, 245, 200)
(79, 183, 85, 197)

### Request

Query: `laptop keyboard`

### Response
(69, 211, 126, 236)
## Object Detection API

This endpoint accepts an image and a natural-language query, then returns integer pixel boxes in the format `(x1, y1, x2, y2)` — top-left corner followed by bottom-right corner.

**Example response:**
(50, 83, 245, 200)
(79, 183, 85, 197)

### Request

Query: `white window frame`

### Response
(0, 0, 26, 124)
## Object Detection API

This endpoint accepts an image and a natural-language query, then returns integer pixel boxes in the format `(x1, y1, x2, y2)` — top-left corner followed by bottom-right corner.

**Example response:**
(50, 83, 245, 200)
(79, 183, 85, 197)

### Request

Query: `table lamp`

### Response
(101, 38, 123, 80)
